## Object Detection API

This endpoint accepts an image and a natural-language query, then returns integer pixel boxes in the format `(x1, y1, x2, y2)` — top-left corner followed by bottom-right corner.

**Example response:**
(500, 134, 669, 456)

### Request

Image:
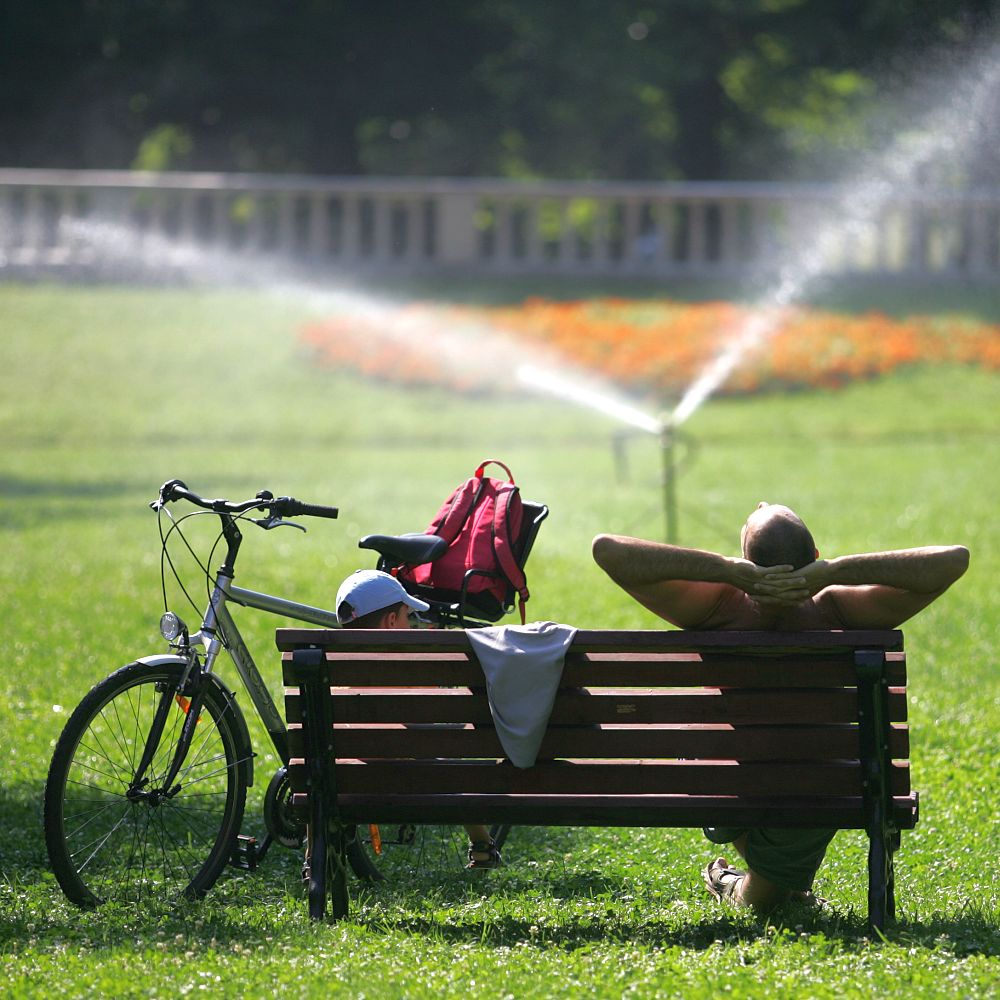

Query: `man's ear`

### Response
(377, 608, 397, 628)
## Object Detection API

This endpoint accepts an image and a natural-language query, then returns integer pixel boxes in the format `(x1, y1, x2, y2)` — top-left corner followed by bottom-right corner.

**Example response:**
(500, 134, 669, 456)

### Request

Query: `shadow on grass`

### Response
(351, 879, 999, 957)
(2, 794, 996, 961)
(0, 781, 48, 878)
(0, 472, 275, 530)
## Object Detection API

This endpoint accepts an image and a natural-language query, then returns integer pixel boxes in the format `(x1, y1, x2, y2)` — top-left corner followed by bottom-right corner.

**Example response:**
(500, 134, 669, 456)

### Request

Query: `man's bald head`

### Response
(741, 502, 817, 570)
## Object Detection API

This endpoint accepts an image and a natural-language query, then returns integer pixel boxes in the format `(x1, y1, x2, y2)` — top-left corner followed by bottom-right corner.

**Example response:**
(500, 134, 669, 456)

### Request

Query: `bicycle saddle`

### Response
(358, 532, 448, 565)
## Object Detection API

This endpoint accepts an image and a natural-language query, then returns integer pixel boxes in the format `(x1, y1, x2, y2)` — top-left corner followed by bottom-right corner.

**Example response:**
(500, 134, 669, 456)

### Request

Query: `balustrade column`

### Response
(435, 192, 477, 266)
(524, 200, 542, 266)
(720, 200, 740, 273)
(22, 188, 43, 251)
(276, 193, 296, 255)
(687, 200, 707, 274)
(492, 199, 512, 269)
(618, 199, 639, 270)
(407, 196, 427, 263)
(588, 203, 609, 270)
(906, 199, 930, 275)
(554, 199, 573, 270)
(178, 190, 198, 244)
(307, 194, 328, 259)
(340, 196, 362, 262)
(655, 200, 677, 272)
(369, 195, 390, 261)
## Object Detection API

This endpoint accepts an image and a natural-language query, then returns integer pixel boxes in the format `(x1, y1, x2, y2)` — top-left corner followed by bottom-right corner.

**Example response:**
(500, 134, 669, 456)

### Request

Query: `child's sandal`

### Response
(466, 838, 503, 871)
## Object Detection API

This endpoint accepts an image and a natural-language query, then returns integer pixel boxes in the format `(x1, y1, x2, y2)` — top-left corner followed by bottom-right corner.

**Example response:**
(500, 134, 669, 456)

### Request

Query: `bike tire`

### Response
(44, 661, 250, 907)
(346, 822, 511, 882)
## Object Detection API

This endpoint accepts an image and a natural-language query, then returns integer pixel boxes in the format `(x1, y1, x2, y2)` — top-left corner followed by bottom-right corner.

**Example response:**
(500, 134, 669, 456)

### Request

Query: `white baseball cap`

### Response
(335, 570, 430, 624)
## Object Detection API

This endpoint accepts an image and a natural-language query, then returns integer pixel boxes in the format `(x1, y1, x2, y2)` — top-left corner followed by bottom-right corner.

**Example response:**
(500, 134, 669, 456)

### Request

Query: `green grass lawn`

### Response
(1, 281, 997, 997)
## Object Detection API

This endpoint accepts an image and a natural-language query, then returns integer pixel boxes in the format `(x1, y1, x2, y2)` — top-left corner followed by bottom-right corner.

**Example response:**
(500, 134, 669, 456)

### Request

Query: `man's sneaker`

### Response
(703, 856, 745, 901)
(466, 839, 502, 871)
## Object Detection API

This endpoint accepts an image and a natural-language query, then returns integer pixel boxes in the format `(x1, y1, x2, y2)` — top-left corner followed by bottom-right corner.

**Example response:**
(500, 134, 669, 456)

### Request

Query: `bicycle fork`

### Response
(127, 652, 207, 806)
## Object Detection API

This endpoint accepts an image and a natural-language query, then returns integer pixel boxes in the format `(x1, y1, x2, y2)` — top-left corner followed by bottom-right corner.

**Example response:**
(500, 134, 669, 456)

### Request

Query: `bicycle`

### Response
(43, 479, 510, 907)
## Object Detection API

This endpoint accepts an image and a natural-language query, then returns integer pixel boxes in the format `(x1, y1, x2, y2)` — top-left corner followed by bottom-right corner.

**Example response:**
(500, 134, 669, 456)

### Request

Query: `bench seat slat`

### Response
(325, 759, 910, 797)
(288, 791, 920, 831)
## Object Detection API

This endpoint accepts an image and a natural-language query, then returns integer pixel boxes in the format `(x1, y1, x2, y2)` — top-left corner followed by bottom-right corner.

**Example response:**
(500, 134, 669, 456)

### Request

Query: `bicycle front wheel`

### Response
(44, 661, 250, 907)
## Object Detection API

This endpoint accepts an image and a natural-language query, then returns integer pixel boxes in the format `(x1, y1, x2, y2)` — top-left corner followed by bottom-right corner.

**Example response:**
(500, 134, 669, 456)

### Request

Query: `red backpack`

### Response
(398, 460, 530, 623)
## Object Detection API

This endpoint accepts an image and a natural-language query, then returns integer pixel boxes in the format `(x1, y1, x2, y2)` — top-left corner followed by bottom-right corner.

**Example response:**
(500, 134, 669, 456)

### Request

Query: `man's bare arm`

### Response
(592, 533, 790, 628)
(761, 545, 970, 627)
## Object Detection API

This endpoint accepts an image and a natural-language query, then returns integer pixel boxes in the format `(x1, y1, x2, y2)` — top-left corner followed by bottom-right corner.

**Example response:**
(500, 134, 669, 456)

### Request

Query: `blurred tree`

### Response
(0, 0, 996, 180)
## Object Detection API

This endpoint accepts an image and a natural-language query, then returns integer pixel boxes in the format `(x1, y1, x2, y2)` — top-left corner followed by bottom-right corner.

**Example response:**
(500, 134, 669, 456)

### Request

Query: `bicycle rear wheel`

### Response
(44, 661, 250, 907)
(346, 822, 511, 881)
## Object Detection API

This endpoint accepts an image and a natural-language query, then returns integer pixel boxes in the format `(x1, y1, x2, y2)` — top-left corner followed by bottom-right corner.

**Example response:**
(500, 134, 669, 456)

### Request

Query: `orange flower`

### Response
(297, 299, 1000, 399)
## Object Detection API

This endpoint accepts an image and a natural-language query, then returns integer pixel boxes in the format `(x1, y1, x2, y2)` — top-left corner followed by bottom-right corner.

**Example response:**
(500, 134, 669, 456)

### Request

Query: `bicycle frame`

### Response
(151, 499, 342, 790)
(217, 578, 340, 764)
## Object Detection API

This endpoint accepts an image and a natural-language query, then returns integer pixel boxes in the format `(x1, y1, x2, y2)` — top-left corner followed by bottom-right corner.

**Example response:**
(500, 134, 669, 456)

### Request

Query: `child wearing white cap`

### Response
(333, 569, 502, 870)
(335, 569, 431, 628)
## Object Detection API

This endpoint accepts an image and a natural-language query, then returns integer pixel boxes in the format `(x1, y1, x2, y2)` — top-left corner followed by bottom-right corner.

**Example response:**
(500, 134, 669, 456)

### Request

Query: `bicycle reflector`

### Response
(159, 611, 188, 642)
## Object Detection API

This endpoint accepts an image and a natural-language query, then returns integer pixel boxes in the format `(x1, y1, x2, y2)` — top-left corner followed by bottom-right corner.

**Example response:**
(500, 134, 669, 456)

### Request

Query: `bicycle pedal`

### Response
(231, 834, 260, 871)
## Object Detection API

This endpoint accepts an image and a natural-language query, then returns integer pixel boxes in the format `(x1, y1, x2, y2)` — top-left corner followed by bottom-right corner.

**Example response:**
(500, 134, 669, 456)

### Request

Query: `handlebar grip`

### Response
(150, 478, 192, 510)
(283, 499, 339, 520)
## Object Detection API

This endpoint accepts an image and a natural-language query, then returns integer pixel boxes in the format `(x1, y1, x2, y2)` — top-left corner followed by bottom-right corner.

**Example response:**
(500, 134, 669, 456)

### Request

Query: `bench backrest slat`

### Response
(286, 722, 910, 762)
(284, 687, 907, 727)
(277, 628, 904, 653)
(307, 651, 906, 688)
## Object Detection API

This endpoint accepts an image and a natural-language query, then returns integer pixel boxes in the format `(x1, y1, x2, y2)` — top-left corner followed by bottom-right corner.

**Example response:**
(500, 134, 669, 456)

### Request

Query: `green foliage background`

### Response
(3, 1, 998, 180)
(0, 281, 997, 997)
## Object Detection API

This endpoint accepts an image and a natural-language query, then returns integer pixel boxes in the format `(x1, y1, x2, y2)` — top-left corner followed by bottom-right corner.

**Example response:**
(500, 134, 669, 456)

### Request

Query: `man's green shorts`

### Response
(703, 826, 836, 892)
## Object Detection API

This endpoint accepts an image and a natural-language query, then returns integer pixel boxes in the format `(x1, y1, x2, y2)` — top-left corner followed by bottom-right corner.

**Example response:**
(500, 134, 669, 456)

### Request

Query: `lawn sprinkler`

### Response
(659, 416, 695, 545)
(660, 416, 678, 545)
(609, 414, 692, 544)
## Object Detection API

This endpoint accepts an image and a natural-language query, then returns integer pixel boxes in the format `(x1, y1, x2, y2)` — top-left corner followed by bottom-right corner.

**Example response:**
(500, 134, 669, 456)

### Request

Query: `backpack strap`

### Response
(491, 482, 529, 624)
(429, 475, 484, 546)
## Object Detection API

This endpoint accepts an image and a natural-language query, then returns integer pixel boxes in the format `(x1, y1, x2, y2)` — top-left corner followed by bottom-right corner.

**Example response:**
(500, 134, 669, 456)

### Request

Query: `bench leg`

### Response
(308, 823, 328, 921)
(887, 830, 900, 922)
(307, 798, 350, 920)
(330, 825, 349, 921)
(867, 826, 889, 934)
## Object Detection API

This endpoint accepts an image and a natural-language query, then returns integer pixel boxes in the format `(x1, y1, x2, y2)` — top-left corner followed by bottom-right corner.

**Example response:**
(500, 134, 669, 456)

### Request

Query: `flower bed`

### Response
(299, 298, 1000, 399)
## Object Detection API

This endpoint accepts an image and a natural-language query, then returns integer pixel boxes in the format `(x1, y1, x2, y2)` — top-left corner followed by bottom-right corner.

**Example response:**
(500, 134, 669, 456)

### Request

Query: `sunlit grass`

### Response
(1, 282, 997, 997)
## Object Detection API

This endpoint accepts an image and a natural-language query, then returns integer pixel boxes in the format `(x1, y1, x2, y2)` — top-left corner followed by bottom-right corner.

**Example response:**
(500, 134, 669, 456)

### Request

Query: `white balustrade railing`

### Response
(1, 168, 998, 281)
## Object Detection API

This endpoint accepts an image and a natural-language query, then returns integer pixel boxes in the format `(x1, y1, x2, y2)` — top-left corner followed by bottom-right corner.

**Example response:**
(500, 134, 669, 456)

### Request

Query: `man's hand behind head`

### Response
(753, 559, 833, 605)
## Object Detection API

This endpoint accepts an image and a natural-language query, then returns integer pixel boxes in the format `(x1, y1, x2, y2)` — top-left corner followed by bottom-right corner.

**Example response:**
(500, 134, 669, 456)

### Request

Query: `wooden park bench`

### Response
(276, 628, 916, 932)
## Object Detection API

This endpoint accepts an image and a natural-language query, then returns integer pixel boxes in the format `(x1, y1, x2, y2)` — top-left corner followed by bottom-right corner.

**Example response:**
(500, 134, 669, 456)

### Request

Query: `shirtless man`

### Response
(592, 502, 969, 912)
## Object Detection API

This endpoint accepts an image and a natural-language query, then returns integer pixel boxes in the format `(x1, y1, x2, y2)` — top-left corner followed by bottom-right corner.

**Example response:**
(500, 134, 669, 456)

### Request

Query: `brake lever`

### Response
(250, 515, 307, 533)
(149, 478, 189, 511)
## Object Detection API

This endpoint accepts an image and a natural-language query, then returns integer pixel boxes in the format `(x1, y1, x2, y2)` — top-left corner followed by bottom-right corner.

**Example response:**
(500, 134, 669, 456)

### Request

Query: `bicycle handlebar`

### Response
(150, 479, 339, 520)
